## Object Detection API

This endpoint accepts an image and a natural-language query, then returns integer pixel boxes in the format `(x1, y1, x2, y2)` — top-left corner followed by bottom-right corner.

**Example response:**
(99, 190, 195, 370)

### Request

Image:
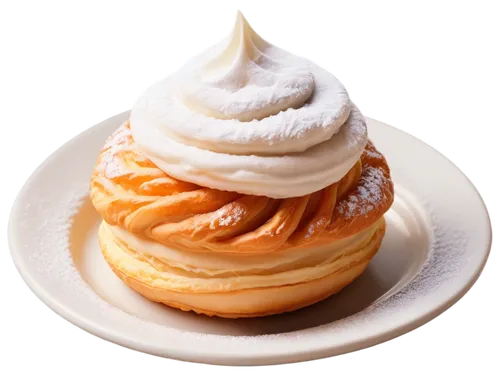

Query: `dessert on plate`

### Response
(90, 11, 394, 318)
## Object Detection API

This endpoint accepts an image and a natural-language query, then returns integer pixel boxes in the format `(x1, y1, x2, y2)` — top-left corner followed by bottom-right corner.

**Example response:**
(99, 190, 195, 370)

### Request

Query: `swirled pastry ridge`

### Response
(91, 123, 393, 254)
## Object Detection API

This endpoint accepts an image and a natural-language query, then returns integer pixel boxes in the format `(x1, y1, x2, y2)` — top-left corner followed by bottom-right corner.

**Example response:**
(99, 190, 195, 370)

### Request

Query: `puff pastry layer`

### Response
(99, 219, 385, 318)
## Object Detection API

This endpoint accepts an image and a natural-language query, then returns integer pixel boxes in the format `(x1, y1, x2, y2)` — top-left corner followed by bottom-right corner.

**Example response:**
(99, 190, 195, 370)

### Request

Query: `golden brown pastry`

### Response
(90, 123, 393, 317)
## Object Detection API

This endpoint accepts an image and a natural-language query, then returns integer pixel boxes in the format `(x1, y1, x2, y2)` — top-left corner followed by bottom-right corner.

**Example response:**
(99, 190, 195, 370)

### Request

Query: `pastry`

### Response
(90, 11, 394, 318)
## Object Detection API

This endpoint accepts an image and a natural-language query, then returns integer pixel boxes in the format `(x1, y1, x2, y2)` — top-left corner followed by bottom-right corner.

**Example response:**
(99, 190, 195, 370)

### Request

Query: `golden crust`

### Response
(100, 219, 386, 318)
(90, 123, 394, 254)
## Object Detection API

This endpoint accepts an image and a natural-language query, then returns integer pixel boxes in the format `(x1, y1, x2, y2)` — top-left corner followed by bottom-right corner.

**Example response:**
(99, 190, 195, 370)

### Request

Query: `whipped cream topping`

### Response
(131, 11, 367, 198)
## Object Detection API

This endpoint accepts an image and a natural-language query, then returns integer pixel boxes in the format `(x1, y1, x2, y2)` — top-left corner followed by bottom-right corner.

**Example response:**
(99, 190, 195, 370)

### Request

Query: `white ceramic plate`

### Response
(9, 112, 491, 365)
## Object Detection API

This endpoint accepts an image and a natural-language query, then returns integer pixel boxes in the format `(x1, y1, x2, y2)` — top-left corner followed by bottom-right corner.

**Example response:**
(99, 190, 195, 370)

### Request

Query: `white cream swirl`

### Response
(131, 11, 367, 198)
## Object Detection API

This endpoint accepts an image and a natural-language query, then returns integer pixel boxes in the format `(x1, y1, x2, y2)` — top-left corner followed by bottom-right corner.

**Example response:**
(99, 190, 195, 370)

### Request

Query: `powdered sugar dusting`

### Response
(363, 147, 384, 160)
(208, 204, 246, 230)
(27, 194, 84, 283)
(382, 203, 468, 308)
(218, 205, 245, 227)
(337, 166, 386, 218)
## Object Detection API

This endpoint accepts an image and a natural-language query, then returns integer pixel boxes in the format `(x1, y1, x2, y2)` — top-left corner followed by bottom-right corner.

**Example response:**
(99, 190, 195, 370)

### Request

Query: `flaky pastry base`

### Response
(99, 219, 385, 318)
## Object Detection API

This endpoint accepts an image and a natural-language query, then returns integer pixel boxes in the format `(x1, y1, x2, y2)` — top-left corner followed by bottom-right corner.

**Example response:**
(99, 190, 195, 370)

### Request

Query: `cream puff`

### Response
(90, 11, 394, 318)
